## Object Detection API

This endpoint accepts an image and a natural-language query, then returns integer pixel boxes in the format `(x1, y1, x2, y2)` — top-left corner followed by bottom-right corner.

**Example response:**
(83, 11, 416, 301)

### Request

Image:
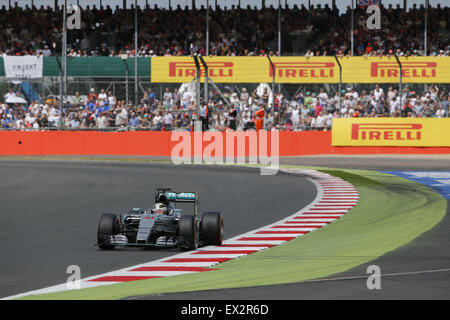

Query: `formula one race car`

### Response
(96, 188, 223, 250)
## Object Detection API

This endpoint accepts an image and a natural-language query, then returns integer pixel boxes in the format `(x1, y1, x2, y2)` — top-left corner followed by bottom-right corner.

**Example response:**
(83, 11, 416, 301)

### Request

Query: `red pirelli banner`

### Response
(151, 56, 450, 83)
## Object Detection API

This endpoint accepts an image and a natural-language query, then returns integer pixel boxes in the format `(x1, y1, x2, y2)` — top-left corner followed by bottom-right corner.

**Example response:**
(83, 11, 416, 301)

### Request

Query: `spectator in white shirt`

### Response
(97, 89, 107, 104)
(107, 91, 116, 107)
(96, 112, 108, 129)
(153, 112, 162, 129)
(387, 86, 396, 101)
(389, 97, 401, 116)
(318, 89, 328, 106)
(181, 91, 192, 109)
(240, 88, 249, 104)
(43, 45, 52, 56)
(374, 84, 384, 101)
(313, 112, 326, 130)
(115, 107, 128, 126)
(70, 117, 80, 128)
(163, 88, 172, 107)
(291, 105, 300, 127)
(436, 105, 446, 118)
(163, 112, 173, 129)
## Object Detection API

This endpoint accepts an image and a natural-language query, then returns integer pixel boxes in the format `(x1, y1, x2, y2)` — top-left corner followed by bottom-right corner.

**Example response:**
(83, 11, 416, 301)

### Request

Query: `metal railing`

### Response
(3, 78, 449, 106)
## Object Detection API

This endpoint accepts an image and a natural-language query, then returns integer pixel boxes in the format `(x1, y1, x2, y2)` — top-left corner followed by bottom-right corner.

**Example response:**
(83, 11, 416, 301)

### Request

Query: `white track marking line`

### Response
(138, 261, 221, 267)
(194, 246, 267, 251)
(310, 209, 353, 211)
(281, 222, 329, 226)
(263, 227, 319, 231)
(221, 240, 286, 246)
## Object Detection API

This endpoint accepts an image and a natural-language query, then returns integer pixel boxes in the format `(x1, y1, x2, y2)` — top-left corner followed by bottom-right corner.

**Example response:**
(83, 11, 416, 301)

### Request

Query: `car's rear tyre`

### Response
(97, 213, 119, 250)
(179, 215, 199, 250)
(201, 211, 223, 246)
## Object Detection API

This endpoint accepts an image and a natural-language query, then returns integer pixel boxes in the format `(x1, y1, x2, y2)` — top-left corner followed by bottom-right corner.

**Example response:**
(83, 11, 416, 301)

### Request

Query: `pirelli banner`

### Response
(150, 56, 450, 83)
(332, 118, 450, 147)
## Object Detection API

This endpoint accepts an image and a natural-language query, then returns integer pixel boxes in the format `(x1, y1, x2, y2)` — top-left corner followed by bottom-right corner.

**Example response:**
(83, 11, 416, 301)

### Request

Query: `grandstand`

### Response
(0, 1, 449, 57)
(0, 1, 449, 132)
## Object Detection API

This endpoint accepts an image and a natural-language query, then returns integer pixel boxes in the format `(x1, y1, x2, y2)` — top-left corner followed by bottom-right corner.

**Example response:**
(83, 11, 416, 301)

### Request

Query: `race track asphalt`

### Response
(0, 160, 316, 298)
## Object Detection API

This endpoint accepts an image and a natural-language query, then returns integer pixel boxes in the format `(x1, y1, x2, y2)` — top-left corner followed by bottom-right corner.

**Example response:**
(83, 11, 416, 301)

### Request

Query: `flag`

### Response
(358, 0, 381, 7)
(3, 56, 43, 81)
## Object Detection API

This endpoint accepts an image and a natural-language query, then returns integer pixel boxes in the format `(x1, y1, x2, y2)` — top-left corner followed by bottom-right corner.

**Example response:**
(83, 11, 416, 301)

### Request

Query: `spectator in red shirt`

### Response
(314, 102, 323, 117)
(401, 99, 413, 117)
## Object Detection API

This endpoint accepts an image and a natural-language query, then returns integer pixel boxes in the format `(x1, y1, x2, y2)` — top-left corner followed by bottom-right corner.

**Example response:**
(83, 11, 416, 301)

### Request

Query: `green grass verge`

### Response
(18, 166, 447, 300)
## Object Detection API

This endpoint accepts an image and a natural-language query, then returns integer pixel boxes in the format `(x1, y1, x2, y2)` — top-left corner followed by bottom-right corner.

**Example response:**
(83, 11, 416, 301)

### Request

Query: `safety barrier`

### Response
(0, 131, 449, 156)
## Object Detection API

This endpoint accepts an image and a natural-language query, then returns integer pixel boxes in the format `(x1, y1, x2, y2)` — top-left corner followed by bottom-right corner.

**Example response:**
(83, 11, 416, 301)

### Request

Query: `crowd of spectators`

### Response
(316, 3, 450, 57)
(0, 3, 448, 57)
(2, 84, 449, 131)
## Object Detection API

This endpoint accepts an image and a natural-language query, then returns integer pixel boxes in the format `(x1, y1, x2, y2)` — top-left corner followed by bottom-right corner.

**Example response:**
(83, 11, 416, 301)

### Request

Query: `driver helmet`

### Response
(152, 203, 168, 215)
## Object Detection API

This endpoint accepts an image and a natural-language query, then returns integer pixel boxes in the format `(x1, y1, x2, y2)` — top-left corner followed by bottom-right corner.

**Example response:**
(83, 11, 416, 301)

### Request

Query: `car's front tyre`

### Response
(97, 213, 119, 250)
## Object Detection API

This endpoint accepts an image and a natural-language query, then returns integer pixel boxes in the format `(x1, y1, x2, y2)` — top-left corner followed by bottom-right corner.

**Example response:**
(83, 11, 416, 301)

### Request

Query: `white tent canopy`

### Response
(5, 95, 28, 104)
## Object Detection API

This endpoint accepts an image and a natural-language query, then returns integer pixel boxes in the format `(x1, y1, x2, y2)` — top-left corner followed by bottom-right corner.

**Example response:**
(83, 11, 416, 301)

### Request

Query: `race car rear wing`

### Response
(156, 189, 199, 216)
(165, 192, 197, 203)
